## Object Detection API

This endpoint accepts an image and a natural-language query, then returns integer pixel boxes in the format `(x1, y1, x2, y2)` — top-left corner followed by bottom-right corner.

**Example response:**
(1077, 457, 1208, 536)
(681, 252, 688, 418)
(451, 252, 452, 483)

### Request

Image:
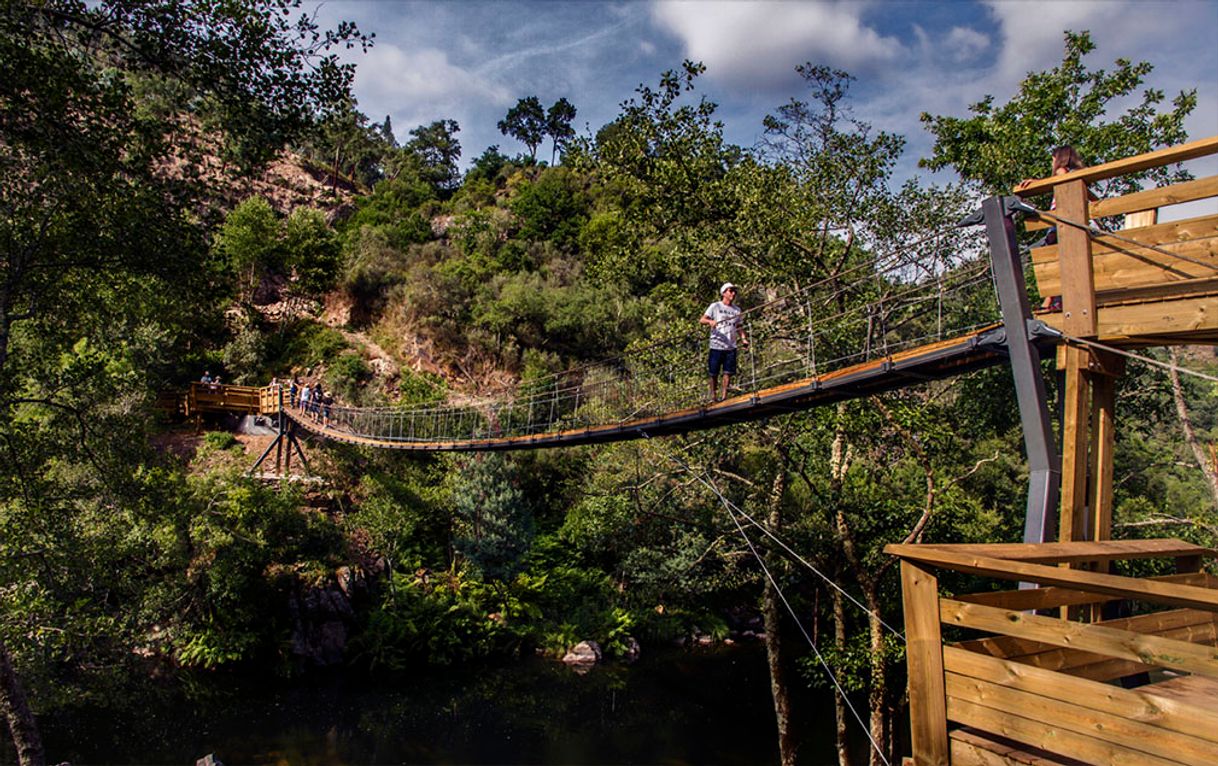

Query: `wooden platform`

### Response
(889, 539, 1218, 766)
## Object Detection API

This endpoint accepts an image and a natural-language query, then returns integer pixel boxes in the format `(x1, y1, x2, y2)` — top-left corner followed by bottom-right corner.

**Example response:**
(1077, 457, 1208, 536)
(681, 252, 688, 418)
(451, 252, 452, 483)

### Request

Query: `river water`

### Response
(26, 645, 846, 764)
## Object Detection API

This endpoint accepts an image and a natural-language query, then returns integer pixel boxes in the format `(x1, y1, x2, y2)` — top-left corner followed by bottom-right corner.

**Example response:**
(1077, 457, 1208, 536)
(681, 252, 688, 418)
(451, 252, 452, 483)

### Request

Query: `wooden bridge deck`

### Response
(280, 324, 1011, 450)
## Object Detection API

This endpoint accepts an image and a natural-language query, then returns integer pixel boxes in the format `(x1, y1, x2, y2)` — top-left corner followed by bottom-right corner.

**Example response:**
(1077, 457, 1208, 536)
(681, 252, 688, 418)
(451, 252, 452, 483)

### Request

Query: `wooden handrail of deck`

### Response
(886, 543, 1218, 611)
(888, 538, 1215, 564)
(1013, 135, 1218, 196)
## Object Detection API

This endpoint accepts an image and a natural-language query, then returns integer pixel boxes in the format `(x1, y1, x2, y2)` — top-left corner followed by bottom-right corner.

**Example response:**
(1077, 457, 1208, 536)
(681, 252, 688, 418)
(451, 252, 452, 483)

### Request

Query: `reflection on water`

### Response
(30, 645, 840, 764)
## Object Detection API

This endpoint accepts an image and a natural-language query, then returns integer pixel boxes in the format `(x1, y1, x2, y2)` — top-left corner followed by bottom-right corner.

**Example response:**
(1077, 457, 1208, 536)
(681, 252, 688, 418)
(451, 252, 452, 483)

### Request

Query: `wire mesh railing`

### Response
(287, 252, 999, 445)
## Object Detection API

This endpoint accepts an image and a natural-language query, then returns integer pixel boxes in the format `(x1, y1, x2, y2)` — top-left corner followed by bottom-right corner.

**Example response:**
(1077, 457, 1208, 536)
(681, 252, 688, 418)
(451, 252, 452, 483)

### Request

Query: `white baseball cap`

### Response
(720, 282, 737, 295)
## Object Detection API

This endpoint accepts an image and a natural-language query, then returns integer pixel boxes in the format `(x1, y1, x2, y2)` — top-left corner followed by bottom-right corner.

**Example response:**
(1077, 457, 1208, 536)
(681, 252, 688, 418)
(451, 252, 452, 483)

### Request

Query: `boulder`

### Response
(562, 640, 602, 666)
(288, 579, 355, 666)
(621, 636, 642, 663)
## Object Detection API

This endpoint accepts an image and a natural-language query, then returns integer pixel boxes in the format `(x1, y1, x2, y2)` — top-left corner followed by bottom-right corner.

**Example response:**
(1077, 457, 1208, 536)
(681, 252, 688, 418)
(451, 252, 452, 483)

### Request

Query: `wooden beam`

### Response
(1055, 179, 1097, 338)
(885, 546, 1218, 611)
(1014, 136, 1218, 196)
(941, 599, 1218, 677)
(1037, 294, 1218, 342)
(1089, 369, 1117, 548)
(1095, 175, 1217, 220)
(901, 560, 950, 766)
(955, 609, 1218, 674)
(901, 538, 1217, 564)
(955, 572, 1218, 611)
(1026, 174, 1218, 230)
(947, 696, 1180, 766)
(1030, 214, 1218, 295)
(945, 673, 1218, 763)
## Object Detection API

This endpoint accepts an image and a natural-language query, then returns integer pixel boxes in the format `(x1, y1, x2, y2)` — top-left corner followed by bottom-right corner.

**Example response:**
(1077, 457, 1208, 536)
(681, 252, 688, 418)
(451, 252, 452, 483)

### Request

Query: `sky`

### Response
(316, 0, 1218, 187)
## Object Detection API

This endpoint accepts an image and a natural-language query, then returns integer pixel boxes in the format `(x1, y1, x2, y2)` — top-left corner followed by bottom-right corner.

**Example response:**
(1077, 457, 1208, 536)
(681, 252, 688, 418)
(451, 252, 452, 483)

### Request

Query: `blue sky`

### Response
(317, 0, 1218, 186)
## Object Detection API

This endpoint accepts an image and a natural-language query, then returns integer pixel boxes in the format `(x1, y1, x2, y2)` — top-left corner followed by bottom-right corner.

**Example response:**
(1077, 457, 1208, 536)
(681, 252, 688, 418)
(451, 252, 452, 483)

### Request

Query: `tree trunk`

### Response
(762, 465, 798, 766)
(0, 640, 44, 766)
(1169, 348, 1218, 508)
(763, 573, 797, 766)
(832, 587, 851, 766)
(863, 584, 891, 766)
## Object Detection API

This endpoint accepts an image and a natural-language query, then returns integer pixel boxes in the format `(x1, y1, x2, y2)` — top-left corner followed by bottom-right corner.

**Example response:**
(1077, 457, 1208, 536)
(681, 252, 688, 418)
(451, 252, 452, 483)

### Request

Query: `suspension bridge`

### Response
(170, 137, 1218, 766)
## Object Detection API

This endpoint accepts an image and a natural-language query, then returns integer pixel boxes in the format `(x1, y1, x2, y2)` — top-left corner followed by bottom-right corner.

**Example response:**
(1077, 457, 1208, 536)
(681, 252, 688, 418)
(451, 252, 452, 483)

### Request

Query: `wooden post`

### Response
(1055, 179, 1096, 339)
(1059, 345, 1092, 546)
(1089, 367, 1117, 547)
(1055, 178, 1097, 537)
(901, 560, 949, 766)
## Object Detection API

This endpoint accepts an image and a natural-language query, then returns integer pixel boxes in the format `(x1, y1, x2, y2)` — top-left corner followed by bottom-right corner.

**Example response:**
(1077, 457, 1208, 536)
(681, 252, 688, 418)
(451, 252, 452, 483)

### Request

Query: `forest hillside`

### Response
(1, 4, 1214, 765)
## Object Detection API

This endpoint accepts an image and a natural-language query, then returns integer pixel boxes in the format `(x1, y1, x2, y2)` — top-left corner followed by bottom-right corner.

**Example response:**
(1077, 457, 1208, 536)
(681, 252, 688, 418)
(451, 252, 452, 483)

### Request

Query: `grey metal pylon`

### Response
(980, 195, 1060, 543)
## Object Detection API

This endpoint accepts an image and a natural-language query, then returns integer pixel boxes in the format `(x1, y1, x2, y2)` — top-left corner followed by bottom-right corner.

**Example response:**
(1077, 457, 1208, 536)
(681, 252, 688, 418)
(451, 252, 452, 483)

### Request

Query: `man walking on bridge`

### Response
(700, 282, 747, 402)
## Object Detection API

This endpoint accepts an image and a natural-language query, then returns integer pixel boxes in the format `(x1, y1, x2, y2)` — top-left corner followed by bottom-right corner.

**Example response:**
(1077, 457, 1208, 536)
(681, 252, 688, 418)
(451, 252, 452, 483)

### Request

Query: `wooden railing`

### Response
(183, 382, 278, 416)
(1014, 135, 1218, 343)
(887, 539, 1218, 766)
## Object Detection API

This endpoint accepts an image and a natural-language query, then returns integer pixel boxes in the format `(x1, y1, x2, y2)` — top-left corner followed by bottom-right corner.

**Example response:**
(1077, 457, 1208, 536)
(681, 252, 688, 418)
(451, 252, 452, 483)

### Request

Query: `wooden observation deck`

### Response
(891, 136, 1218, 766)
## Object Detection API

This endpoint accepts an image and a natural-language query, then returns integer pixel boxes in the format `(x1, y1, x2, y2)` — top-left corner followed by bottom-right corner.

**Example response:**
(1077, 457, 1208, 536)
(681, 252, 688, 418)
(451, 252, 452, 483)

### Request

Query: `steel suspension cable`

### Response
(1029, 207, 1218, 274)
(641, 431, 893, 766)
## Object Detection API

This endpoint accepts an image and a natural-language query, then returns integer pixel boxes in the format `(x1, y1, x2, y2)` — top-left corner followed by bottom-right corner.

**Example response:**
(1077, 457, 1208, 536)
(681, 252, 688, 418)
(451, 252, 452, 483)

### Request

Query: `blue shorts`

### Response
(708, 348, 738, 377)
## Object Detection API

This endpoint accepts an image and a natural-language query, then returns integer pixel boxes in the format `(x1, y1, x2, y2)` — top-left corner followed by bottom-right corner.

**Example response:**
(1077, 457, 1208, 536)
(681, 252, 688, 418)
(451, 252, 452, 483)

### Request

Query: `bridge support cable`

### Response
(641, 432, 893, 766)
(639, 431, 905, 640)
(1059, 334, 1218, 384)
(979, 196, 1060, 544)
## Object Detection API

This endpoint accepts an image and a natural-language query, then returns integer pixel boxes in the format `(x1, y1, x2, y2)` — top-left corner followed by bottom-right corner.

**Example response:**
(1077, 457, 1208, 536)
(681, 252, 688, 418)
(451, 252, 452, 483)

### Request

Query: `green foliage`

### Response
(284, 208, 342, 296)
(356, 572, 514, 669)
(264, 321, 350, 373)
(202, 431, 240, 451)
(343, 173, 436, 248)
(214, 197, 285, 301)
(397, 369, 447, 405)
(453, 454, 536, 581)
(509, 167, 589, 250)
(405, 118, 462, 193)
(545, 97, 577, 164)
(324, 353, 372, 400)
(498, 96, 547, 160)
(920, 31, 1195, 197)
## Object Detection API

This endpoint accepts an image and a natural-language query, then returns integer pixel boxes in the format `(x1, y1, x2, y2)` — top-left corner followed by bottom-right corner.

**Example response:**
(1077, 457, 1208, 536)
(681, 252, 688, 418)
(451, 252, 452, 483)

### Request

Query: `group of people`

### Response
(288, 378, 334, 427)
(199, 370, 222, 391)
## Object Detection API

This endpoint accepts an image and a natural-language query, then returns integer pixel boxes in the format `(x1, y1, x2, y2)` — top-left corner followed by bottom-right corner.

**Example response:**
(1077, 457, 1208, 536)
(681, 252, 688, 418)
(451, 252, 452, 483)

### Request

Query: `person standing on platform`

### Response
(699, 282, 748, 402)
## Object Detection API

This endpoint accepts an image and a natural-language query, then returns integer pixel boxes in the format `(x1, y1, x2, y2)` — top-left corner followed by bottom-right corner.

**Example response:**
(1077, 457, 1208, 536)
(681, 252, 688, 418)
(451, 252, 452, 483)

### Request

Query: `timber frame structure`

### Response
(891, 137, 1218, 765)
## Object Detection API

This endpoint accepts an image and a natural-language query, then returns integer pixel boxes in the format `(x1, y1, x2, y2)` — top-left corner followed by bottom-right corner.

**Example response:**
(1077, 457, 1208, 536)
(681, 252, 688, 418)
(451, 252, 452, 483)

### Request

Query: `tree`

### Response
(309, 101, 392, 191)
(920, 31, 1195, 198)
(379, 114, 398, 147)
(498, 96, 547, 161)
(405, 118, 462, 193)
(545, 97, 577, 165)
(0, 2, 366, 761)
(214, 197, 285, 305)
(453, 454, 535, 582)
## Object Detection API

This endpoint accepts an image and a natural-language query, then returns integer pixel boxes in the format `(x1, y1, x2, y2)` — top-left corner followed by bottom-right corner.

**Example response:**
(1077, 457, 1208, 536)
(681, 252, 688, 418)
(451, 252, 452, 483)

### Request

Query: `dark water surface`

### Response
(30, 645, 842, 765)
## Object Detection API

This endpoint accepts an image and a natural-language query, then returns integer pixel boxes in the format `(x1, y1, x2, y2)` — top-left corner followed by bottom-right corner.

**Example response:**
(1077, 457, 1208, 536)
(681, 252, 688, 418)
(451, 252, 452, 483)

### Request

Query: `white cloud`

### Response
(358, 45, 509, 106)
(981, 0, 1188, 87)
(944, 26, 990, 64)
(353, 44, 511, 136)
(650, 0, 903, 90)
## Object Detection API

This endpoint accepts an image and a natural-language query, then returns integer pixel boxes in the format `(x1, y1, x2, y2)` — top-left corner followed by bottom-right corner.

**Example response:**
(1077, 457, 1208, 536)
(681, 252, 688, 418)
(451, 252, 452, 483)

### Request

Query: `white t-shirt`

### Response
(704, 301, 742, 350)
